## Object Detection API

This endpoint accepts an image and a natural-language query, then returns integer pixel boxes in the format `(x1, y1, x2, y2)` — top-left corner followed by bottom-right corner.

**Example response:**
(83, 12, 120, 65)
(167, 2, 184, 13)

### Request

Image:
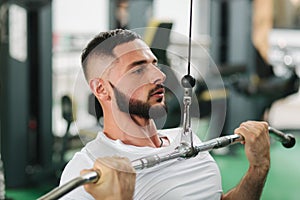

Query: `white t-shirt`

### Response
(59, 128, 223, 200)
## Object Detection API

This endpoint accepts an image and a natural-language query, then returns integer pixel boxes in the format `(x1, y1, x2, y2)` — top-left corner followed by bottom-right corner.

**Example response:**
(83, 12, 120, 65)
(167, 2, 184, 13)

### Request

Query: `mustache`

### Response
(149, 84, 164, 95)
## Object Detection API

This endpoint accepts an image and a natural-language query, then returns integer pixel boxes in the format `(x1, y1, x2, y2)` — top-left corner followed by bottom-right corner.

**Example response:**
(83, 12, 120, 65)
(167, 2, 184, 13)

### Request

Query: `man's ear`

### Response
(89, 78, 110, 101)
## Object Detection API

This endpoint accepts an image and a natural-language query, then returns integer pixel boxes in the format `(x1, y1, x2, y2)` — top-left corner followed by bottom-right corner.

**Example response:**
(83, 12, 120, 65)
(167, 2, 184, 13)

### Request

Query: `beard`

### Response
(110, 83, 168, 119)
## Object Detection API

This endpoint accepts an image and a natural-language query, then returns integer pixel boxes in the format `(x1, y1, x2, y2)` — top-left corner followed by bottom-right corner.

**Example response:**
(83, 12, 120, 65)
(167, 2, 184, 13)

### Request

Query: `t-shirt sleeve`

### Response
(58, 152, 94, 200)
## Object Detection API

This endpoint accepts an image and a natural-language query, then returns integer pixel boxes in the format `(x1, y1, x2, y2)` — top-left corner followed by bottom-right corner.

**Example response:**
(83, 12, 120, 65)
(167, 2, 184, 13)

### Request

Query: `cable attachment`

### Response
(181, 74, 196, 89)
(180, 75, 196, 155)
(179, 0, 196, 156)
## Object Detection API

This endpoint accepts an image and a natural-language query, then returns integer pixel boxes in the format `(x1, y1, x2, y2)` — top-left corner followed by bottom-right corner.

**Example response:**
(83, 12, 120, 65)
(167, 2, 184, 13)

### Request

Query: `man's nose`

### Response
(149, 65, 166, 84)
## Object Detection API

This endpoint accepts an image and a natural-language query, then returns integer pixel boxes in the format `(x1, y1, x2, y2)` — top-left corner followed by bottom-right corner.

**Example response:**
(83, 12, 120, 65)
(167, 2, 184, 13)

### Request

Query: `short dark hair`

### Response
(81, 29, 141, 80)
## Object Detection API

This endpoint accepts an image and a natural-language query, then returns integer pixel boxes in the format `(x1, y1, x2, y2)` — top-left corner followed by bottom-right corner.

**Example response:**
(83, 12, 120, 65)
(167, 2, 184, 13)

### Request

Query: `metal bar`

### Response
(37, 171, 99, 200)
(268, 127, 296, 148)
(38, 126, 295, 199)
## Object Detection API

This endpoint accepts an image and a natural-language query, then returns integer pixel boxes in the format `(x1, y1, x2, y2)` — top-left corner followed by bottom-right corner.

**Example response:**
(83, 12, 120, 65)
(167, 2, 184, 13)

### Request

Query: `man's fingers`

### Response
(234, 121, 269, 143)
(82, 156, 136, 200)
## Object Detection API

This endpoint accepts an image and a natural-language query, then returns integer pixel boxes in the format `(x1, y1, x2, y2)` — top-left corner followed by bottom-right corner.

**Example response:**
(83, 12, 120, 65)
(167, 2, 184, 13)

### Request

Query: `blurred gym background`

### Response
(0, 0, 300, 199)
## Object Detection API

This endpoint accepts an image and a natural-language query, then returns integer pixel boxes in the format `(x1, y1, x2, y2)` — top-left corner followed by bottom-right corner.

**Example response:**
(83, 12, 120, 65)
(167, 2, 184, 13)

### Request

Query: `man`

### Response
(59, 29, 270, 199)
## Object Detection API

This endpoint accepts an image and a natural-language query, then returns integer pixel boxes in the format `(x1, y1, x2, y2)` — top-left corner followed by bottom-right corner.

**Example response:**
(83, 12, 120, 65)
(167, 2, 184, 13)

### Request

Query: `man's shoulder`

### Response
(59, 132, 120, 184)
(60, 151, 94, 184)
(58, 151, 95, 199)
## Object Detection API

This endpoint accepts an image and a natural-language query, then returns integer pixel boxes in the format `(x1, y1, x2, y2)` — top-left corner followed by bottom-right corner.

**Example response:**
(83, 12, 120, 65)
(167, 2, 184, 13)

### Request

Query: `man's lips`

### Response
(150, 88, 165, 98)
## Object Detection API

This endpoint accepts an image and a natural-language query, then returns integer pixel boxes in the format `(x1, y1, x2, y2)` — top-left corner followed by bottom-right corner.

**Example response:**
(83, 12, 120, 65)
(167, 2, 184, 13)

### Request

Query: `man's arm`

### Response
(221, 121, 270, 200)
(81, 156, 136, 200)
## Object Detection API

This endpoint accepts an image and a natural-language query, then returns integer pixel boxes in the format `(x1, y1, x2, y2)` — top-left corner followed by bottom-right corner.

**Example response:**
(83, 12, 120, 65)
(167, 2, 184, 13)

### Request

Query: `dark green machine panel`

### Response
(0, 1, 53, 188)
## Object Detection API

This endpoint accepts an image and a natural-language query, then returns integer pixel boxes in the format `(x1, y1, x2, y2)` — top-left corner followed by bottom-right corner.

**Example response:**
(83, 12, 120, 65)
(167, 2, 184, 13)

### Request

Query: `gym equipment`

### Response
(37, 126, 296, 200)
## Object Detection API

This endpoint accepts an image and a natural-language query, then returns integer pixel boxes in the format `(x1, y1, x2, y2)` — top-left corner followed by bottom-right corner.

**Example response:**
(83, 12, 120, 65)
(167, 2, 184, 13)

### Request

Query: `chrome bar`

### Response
(268, 126, 296, 148)
(37, 171, 99, 200)
(38, 126, 295, 199)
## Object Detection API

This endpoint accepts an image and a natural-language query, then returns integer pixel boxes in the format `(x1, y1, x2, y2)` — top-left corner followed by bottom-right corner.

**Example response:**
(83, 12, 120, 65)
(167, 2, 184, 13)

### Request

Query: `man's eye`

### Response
(133, 67, 145, 74)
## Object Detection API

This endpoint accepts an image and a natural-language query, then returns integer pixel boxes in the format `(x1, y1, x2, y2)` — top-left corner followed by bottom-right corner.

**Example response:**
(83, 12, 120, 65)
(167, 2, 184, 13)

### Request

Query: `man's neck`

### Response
(103, 111, 161, 147)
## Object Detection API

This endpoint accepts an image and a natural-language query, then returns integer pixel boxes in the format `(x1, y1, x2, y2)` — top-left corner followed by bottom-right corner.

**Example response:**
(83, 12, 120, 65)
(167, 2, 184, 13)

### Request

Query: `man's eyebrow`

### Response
(129, 60, 148, 68)
(128, 58, 158, 68)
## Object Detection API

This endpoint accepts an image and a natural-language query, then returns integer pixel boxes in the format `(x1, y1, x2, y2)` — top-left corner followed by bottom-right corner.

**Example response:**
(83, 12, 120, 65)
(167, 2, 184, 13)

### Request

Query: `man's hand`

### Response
(222, 121, 270, 200)
(234, 120, 270, 170)
(81, 156, 136, 200)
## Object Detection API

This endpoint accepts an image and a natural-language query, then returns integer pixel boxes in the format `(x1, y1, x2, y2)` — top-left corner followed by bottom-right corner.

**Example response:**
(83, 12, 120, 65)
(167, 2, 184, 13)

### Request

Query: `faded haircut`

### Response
(81, 29, 141, 81)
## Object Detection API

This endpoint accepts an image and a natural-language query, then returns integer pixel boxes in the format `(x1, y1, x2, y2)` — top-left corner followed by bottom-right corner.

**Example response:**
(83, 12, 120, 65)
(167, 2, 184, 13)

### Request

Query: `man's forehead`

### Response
(87, 39, 152, 80)
(113, 39, 150, 57)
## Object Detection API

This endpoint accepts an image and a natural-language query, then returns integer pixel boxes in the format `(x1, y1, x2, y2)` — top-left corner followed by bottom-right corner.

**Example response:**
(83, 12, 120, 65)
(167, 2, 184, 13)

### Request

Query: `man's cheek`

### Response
(116, 82, 147, 99)
(117, 72, 150, 89)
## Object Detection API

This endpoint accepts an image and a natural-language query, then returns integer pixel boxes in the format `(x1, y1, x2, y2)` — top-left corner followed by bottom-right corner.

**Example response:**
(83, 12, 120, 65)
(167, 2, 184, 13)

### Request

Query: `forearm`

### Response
(222, 165, 269, 200)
